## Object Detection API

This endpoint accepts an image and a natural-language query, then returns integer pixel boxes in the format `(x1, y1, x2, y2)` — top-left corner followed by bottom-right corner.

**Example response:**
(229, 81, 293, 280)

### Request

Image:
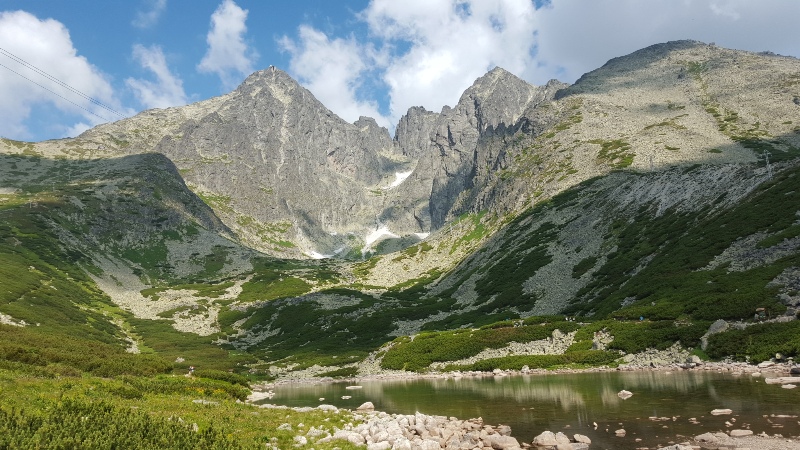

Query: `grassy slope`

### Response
(0, 362, 357, 450)
(0, 153, 357, 449)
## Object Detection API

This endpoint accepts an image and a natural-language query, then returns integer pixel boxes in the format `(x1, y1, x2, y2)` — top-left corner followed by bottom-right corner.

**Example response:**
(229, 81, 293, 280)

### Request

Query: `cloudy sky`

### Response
(1, 0, 798, 142)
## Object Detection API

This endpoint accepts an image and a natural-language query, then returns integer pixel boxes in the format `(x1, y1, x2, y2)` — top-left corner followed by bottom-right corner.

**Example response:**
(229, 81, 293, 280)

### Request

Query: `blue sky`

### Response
(1, 0, 799, 142)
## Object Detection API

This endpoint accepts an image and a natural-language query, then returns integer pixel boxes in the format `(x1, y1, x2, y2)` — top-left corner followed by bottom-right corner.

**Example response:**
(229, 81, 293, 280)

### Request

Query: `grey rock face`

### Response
(395, 106, 439, 159)
(83, 68, 414, 256)
(149, 68, 399, 254)
(84, 65, 562, 257)
(397, 68, 566, 229)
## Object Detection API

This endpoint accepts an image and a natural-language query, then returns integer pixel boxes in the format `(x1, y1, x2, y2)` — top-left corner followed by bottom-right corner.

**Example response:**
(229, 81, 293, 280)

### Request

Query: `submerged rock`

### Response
(729, 429, 753, 437)
(573, 434, 591, 444)
(695, 432, 719, 443)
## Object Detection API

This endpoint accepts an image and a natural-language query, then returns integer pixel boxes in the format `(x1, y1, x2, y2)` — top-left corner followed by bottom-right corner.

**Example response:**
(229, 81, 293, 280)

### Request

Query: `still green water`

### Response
(268, 371, 800, 449)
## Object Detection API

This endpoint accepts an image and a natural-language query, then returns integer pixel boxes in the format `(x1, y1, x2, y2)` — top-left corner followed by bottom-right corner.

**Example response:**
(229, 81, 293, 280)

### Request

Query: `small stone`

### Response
(391, 437, 412, 450)
(488, 434, 520, 450)
(368, 443, 391, 450)
(554, 432, 570, 444)
(614, 429, 626, 437)
(710, 408, 733, 415)
(357, 402, 375, 411)
(782, 384, 797, 389)
(729, 429, 753, 437)
(617, 390, 633, 399)
(573, 434, 591, 444)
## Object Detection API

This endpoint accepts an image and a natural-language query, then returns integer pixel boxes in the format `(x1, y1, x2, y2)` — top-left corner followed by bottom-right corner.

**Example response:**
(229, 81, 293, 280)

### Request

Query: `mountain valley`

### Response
(2, 39, 800, 383)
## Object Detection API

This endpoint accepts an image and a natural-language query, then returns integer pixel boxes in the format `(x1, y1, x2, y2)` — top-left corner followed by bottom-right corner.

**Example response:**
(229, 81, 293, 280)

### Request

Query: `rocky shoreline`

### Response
(253, 400, 800, 450)
(254, 359, 799, 389)
(250, 360, 800, 450)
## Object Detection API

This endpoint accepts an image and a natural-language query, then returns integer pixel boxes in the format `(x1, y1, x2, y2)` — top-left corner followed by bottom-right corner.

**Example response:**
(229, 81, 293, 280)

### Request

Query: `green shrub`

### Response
(381, 322, 580, 372)
(121, 375, 249, 401)
(318, 366, 358, 378)
(604, 321, 708, 354)
(0, 325, 173, 377)
(706, 321, 800, 362)
(194, 369, 251, 388)
(0, 398, 246, 449)
(572, 256, 597, 278)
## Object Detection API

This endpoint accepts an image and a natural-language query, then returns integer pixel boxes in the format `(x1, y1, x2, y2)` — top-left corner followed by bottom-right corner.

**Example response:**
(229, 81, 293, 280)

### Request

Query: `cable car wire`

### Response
(0, 46, 126, 120)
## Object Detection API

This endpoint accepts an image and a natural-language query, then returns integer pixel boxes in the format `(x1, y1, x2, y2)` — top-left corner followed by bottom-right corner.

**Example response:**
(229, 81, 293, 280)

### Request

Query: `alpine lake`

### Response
(262, 370, 800, 449)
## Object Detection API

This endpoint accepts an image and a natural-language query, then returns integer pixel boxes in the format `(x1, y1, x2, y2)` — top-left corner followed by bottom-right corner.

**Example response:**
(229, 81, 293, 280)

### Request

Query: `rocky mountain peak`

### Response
(556, 40, 709, 99)
(35, 41, 799, 260)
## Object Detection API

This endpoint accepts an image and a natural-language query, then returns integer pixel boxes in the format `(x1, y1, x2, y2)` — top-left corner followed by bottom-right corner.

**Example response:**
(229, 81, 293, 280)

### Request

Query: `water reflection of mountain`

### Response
(433, 376, 587, 410)
(271, 371, 800, 449)
(377, 372, 714, 411)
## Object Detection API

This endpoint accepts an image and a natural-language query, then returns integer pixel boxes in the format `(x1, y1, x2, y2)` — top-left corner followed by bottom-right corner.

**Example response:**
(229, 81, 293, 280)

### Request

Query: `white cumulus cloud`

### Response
(0, 10, 124, 139)
(126, 44, 188, 109)
(282, 0, 540, 128)
(197, 0, 258, 90)
(364, 0, 539, 121)
(132, 0, 167, 28)
(523, 0, 800, 85)
(279, 25, 390, 128)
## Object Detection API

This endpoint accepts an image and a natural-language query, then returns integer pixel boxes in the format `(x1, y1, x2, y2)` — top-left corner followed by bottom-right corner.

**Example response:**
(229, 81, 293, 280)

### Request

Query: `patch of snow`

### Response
(414, 232, 430, 240)
(364, 225, 399, 248)
(307, 250, 333, 259)
(384, 170, 413, 190)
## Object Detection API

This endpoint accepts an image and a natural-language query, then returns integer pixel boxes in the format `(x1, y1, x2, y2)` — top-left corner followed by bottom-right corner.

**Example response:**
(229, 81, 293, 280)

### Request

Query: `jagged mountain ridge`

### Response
(9, 65, 565, 258)
(3, 41, 800, 263)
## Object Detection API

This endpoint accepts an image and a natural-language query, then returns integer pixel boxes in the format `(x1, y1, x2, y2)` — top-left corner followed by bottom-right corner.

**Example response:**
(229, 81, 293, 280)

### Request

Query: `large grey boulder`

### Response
(487, 434, 521, 450)
(532, 431, 559, 447)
